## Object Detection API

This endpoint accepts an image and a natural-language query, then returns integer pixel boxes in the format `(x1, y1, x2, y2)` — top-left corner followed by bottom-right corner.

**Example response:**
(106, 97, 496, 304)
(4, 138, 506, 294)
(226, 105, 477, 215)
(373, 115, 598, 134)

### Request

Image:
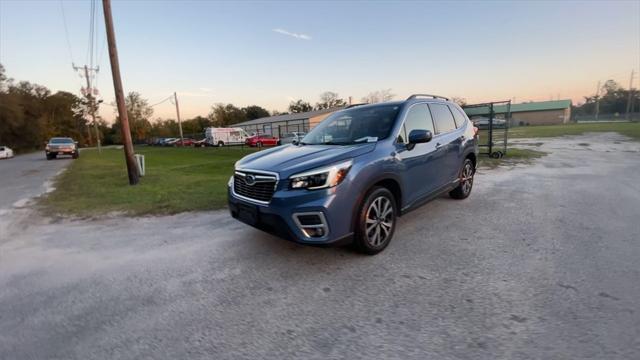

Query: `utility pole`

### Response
(594, 80, 601, 121)
(626, 70, 635, 121)
(174, 92, 184, 146)
(74, 64, 102, 153)
(103, 0, 139, 185)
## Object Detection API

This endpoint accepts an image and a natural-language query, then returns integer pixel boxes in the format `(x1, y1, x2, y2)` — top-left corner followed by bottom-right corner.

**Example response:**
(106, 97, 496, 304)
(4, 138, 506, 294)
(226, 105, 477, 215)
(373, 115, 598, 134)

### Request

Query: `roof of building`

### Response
(463, 99, 572, 116)
(234, 107, 346, 127)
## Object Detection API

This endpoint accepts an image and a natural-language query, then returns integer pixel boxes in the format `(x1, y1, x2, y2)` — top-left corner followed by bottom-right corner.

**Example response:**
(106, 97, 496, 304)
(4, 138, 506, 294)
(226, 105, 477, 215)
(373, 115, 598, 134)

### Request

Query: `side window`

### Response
(449, 105, 467, 128)
(399, 103, 434, 143)
(429, 103, 457, 134)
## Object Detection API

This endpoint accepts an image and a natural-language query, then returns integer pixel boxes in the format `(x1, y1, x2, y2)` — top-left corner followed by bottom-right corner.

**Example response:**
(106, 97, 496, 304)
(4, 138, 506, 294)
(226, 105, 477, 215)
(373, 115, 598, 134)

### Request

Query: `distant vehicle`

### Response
(470, 117, 506, 129)
(45, 137, 78, 160)
(245, 134, 280, 147)
(280, 132, 306, 145)
(193, 139, 211, 147)
(205, 127, 250, 147)
(0, 146, 14, 159)
(163, 138, 179, 146)
(173, 138, 194, 147)
(152, 138, 167, 146)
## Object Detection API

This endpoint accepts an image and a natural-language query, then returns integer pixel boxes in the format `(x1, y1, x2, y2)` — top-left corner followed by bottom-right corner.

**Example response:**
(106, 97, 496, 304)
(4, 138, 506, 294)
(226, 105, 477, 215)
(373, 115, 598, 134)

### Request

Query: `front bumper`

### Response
(227, 181, 355, 245)
(46, 148, 77, 155)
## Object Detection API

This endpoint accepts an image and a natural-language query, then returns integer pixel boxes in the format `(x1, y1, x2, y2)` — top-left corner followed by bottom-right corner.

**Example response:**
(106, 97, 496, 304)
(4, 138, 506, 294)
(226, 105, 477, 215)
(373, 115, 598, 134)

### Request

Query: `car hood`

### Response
(236, 143, 376, 177)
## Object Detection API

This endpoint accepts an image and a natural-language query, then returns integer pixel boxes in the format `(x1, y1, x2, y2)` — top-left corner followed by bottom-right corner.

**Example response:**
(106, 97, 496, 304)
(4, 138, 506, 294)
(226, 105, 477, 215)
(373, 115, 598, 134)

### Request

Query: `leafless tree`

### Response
(451, 97, 467, 107)
(316, 91, 346, 110)
(361, 89, 395, 104)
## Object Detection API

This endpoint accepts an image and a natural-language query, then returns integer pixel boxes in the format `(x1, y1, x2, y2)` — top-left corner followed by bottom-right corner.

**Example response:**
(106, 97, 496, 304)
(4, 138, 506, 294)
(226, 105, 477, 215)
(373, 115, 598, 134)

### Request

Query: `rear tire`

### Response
(72, 153, 79, 159)
(449, 158, 475, 199)
(217, 141, 224, 147)
(353, 187, 397, 255)
(46, 154, 55, 160)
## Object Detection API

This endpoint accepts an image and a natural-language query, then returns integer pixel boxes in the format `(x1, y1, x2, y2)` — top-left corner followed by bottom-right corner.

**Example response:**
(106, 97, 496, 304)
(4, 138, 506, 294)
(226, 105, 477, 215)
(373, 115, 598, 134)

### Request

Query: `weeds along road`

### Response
(1, 133, 639, 359)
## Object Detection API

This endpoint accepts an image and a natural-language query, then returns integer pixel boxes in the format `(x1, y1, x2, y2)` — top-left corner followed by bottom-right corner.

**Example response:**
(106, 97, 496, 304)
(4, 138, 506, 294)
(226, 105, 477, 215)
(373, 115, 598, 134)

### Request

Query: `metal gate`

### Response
(462, 101, 511, 158)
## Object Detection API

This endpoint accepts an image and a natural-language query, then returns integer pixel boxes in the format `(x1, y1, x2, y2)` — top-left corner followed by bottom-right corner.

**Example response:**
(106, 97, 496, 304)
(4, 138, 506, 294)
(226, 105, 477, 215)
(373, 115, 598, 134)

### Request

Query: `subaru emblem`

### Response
(245, 174, 256, 186)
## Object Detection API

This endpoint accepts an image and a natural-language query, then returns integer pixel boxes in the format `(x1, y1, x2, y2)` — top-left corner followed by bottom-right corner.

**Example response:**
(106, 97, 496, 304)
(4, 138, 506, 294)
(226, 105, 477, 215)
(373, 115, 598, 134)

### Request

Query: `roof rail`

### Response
(346, 103, 368, 109)
(407, 94, 450, 101)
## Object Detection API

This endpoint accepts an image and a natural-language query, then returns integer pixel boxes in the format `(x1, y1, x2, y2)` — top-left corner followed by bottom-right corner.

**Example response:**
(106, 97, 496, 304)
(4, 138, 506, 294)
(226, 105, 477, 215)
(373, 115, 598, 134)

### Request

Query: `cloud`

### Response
(199, 87, 212, 92)
(273, 28, 311, 40)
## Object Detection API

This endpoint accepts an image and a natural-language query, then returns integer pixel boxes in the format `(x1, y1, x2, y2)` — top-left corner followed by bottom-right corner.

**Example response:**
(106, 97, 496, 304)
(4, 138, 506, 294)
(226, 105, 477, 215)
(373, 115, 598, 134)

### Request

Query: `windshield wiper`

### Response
(320, 141, 348, 145)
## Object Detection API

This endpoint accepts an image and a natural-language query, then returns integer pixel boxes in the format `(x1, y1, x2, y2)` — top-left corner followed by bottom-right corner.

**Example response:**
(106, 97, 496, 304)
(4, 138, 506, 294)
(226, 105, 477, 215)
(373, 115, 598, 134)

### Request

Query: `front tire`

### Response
(449, 158, 475, 199)
(217, 141, 224, 147)
(354, 187, 397, 255)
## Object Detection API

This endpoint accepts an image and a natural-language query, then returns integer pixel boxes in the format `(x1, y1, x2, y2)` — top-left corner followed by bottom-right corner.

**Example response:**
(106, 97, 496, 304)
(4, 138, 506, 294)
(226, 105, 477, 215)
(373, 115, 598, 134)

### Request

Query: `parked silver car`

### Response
(279, 132, 306, 145)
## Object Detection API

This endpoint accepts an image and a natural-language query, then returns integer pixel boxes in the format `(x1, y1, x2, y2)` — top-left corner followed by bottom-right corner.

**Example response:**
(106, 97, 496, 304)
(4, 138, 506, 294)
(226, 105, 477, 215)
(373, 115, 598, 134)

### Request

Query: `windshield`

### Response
(50, 138, 74, 144)
(301, 104, 400, 145)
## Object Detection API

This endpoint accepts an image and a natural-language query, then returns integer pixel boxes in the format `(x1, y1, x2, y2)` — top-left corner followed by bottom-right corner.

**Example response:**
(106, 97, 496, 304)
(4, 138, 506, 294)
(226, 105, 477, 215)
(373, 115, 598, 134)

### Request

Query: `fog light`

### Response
(293, 212, 329, 239)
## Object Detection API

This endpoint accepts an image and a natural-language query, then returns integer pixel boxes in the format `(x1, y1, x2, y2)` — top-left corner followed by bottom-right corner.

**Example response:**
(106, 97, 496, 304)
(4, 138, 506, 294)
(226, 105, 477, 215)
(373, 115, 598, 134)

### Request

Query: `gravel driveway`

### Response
(1, 133, 639, 359)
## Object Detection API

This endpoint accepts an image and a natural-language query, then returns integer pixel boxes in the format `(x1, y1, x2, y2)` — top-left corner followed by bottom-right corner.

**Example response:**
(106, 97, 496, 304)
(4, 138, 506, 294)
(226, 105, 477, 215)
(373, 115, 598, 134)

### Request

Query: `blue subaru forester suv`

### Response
(228, 94, 478, 254)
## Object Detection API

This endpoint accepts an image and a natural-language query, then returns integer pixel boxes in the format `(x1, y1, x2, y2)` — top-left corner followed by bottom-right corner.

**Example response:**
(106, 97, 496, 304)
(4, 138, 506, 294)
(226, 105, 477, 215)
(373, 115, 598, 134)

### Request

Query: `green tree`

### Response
(208, 103, 247, 127)
(288, 99, 313, 113)
(573, 79, 639, 117)
(242, 105, 270, 120)
(112, 92, 153, 143)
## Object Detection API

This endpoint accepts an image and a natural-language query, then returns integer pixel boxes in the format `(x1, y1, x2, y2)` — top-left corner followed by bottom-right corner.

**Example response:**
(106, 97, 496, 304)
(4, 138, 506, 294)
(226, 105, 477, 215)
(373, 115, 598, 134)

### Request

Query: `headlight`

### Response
(289, 159, 353, 190)
(228, 175, 234, 187)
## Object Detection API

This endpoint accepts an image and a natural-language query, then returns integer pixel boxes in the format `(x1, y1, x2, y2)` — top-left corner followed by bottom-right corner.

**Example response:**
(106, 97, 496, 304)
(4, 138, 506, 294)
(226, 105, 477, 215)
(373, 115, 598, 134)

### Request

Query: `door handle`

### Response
(435, 142, 443, 149)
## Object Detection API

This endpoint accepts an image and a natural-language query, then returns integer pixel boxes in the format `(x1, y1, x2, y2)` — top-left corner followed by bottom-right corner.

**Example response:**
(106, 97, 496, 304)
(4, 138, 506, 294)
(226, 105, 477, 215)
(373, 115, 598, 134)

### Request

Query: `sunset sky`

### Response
(1, 0, 638, 122)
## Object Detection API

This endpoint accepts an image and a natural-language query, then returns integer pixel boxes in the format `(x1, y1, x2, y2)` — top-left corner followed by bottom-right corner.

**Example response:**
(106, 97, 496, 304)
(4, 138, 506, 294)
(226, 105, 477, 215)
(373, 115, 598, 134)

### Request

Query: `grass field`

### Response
(41, 146, 256, 216)
(42, 143, 549, 216)
(508, 122, 640, 140)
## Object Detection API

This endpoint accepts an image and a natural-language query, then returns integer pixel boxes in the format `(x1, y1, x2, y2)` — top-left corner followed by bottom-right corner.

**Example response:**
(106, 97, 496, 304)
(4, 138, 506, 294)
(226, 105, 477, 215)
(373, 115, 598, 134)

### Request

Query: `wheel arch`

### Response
(465, 151, 476, 169)
(350, 173, 403, 233)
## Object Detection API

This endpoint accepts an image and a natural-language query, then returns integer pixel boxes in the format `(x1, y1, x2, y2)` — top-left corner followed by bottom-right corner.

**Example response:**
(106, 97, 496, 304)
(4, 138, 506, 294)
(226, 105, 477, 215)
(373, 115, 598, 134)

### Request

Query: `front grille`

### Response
(233, 171, 277, 203)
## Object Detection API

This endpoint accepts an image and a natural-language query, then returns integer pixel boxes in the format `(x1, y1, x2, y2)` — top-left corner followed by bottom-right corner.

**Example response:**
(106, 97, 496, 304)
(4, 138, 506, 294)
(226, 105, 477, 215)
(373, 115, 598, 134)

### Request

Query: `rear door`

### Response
(395, 103, 441, 204)
(429, 103, 463, 185)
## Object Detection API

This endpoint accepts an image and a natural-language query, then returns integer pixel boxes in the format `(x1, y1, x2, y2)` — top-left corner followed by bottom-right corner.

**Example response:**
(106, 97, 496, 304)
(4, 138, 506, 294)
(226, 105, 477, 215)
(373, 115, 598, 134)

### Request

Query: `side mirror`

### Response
(406, 129, 432, 150)
(292, 139, 299, 145)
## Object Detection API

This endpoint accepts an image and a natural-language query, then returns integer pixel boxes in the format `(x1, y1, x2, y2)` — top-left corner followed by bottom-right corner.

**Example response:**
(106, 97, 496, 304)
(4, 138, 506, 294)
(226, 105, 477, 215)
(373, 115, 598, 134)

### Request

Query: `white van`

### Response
(205, 127, 250, 147)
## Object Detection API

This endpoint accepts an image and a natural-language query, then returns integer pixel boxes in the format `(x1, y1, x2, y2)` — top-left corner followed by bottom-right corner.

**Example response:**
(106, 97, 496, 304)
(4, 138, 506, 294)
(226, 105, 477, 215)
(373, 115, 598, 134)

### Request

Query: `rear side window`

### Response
(449, 105, 467, 128)
(429, 104, 456, 134)
(399, 103, 434, 143)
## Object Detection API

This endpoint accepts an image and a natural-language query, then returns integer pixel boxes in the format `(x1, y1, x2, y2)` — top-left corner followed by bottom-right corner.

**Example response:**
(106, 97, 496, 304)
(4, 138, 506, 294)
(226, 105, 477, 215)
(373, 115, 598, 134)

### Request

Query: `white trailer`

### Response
(205, 127, 249, 147)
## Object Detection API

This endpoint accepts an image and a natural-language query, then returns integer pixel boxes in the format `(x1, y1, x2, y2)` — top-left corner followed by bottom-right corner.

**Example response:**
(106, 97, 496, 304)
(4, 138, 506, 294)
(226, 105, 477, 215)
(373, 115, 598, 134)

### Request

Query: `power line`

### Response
(150, 95, 174, 108)
(86, 0, 95, 66)
(59, 1, 75, 65)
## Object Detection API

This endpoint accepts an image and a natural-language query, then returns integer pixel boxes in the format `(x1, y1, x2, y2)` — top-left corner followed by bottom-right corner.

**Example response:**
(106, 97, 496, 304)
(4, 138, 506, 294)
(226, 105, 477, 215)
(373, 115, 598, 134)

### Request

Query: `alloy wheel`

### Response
(461, 162, 474, 195)
(365, 196, 394, 247)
